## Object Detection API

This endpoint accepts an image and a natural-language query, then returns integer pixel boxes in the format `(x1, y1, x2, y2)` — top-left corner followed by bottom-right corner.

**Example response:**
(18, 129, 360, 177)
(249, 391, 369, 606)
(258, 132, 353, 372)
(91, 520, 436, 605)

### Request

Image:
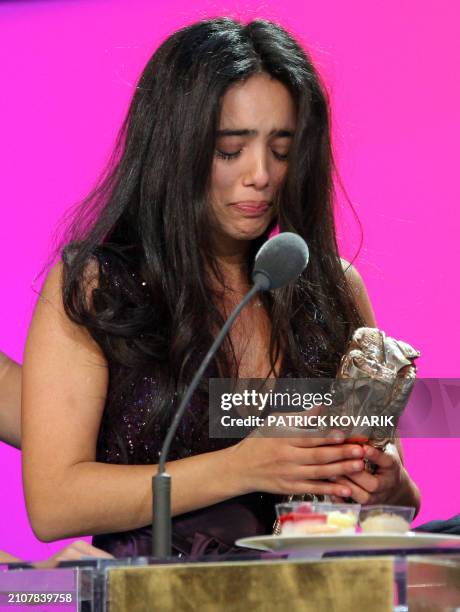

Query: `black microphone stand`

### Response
(152, 276, 269, 558)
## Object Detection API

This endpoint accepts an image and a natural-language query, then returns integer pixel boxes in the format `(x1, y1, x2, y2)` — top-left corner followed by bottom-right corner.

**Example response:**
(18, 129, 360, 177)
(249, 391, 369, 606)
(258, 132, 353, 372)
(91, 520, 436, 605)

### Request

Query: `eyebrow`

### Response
(216, 129, 294, 138)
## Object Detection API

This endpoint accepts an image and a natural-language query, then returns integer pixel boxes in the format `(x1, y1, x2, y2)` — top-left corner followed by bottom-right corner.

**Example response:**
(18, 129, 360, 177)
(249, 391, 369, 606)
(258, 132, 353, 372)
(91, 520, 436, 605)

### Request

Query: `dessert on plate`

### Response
(359, 505, 415, 533)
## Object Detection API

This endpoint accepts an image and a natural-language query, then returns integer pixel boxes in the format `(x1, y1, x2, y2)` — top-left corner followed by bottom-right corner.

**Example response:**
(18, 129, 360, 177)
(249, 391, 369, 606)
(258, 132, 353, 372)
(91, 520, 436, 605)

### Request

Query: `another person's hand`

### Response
(33, 540, 113, 568)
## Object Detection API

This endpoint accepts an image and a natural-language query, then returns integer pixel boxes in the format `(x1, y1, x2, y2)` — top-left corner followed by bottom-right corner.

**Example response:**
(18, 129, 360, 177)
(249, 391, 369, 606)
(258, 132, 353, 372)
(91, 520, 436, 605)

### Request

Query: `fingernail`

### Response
(352, 447, 362, 457)
(353, 462, 362, 470)
(341, 488, 350, 497)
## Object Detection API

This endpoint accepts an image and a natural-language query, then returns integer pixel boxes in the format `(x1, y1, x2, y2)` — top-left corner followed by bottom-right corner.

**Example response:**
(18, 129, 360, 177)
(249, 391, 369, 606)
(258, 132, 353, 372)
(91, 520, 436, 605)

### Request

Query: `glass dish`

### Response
(275, 501, 337, 536)
(359, 505, 415, 533)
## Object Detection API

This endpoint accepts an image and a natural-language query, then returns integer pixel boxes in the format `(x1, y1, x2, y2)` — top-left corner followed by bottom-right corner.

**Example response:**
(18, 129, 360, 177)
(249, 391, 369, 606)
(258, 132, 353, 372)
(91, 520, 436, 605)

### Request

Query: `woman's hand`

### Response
(230, 426, 367, 499)
(333, 444, 421, 513)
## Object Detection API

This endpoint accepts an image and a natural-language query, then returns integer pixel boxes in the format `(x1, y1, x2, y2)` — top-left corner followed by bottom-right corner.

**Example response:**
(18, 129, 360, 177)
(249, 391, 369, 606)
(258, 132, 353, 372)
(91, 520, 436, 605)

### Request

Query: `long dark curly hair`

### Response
(60, 17, 364, 435)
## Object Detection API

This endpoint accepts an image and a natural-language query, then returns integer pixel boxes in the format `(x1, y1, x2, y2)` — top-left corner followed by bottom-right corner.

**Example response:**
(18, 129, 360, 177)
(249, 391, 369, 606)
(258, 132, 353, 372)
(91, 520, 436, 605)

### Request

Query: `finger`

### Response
(292, 443, 365, 465)
(69, 540, 113, 558)
(52, 550, 74, 563)
(342, 470, 380, 494)
(289, 431, 348, 447)
(32, 556, 59, 569)
(288, 480, 353, 498)
(330, 495, 345, 503)
(298, 459, 365, 480)
(334, 477, 371, 505)
(363, 445, 396, 469)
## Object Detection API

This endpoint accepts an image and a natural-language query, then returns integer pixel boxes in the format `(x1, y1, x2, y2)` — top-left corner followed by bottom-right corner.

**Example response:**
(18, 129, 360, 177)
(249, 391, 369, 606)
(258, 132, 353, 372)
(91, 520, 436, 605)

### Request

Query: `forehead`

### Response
(218, 73, 296, 130)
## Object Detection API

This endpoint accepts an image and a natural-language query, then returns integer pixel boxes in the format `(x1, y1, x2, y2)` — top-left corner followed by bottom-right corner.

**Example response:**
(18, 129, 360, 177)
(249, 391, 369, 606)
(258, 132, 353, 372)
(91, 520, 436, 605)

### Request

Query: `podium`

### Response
(2, 548, 460, 611)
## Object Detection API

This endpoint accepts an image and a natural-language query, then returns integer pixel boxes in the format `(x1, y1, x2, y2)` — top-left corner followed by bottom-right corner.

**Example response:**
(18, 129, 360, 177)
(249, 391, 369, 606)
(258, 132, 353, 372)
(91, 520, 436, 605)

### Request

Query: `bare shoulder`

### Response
(23, 258, 108, 414)
(340, 258, 377, 327)
(22, 257, 108, 481)
(29, 260, 71, 337)
(41, 256, 99, 307)
(34, 257, 101, 335)
(340, 258, 364, 290)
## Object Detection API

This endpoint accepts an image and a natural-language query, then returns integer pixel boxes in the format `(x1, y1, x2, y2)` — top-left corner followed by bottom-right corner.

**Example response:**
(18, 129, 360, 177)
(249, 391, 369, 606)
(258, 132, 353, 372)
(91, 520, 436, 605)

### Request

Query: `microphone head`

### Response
(251, 232, 309, 291)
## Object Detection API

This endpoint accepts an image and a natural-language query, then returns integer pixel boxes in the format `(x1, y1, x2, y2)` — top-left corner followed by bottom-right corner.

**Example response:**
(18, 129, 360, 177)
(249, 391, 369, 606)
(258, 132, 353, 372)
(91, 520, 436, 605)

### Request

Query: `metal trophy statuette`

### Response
(272, 327, 420, 535)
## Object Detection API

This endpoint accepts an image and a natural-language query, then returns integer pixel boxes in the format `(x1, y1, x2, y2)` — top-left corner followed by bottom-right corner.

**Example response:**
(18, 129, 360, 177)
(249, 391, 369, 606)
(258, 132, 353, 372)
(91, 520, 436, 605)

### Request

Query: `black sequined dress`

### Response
(90, 250, 328, 558)
(93, 350, 327, 558)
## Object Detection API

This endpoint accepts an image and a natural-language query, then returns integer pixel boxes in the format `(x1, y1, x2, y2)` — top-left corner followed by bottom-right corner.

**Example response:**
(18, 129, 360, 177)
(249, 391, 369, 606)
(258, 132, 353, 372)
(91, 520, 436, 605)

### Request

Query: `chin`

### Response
(230, 218, 275, 242)
(231, 228, 269, 243)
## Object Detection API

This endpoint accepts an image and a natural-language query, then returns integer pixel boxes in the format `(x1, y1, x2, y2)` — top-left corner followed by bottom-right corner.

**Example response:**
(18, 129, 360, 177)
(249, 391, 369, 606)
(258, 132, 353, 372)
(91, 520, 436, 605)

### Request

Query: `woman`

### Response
(22, 18, 420, 557)
(0, 352, 112, 565)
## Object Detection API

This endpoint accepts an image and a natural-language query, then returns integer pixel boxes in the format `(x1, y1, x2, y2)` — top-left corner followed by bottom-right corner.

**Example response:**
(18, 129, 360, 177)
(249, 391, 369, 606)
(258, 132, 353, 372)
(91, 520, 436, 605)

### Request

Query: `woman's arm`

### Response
(0, 352, 22, 448)
(22, 262, 368, 542)
(22, 263, 245, 541)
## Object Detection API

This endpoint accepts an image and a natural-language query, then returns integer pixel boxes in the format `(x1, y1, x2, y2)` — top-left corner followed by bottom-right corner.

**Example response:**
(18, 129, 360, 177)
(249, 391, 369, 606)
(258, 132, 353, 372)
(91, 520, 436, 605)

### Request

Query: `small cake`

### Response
(310, 503, 361, 535)
(279, 513, 340, 536)
(326, 510, 358, 534)
(281, 522, 340, 536)
(360, 513, 410, 533)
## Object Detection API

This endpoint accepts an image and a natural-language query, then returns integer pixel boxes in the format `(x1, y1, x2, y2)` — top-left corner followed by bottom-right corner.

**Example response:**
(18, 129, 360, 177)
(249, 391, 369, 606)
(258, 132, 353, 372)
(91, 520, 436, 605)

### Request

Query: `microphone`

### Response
(252, 231, 310, 290)
(152, 232, 309, 558)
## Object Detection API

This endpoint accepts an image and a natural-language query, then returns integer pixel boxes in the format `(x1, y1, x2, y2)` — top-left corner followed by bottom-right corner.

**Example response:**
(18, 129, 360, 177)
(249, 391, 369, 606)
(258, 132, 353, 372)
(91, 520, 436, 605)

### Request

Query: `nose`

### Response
(242, 150, 270, 190)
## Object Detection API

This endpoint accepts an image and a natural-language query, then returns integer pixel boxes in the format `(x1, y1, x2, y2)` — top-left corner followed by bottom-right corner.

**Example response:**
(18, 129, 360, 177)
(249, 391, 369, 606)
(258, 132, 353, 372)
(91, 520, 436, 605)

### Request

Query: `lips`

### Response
(231, 201, 270, 217)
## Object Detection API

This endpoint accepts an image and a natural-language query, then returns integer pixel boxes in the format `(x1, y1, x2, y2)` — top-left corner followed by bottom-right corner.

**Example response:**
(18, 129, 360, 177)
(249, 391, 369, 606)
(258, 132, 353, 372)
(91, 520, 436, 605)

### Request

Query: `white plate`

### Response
(236, 532, 460, 553)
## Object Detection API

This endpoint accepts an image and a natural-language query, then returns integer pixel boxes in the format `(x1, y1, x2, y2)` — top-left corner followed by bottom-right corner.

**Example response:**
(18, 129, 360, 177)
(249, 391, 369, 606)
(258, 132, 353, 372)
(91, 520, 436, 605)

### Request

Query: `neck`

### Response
(209, 234, 252, 291)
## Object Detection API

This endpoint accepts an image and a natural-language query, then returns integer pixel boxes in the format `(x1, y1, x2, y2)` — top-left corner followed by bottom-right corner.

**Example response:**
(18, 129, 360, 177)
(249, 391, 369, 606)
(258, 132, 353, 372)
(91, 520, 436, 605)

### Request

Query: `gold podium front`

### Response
(107, 557, 393, 612)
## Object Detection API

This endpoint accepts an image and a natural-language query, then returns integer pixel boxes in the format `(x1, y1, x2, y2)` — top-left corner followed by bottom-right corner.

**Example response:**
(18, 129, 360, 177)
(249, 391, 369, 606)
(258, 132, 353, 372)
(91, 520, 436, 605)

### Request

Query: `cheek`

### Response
(272, 163, 289, 188)
(210, 161, 239, 201)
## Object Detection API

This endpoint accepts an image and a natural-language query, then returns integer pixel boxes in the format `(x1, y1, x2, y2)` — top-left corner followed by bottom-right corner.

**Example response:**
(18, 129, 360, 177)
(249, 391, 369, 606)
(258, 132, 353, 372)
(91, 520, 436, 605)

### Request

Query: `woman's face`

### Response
(209, 73, 296, 251)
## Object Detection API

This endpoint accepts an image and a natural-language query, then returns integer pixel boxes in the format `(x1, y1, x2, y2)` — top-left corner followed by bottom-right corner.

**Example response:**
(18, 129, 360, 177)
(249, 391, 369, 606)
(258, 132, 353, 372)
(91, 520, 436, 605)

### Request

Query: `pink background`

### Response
(0, 0, 459, 562)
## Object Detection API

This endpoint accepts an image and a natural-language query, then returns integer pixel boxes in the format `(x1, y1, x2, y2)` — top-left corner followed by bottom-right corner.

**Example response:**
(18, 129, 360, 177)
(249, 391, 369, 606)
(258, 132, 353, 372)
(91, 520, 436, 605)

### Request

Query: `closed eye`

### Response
(215, 149, 240, 160)
(215, 149, 289, 161)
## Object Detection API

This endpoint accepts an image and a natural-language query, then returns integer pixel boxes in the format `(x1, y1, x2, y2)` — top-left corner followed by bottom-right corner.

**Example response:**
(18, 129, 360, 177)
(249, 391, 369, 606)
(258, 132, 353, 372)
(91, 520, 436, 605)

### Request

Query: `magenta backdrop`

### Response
(1, 0, 459, 562)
